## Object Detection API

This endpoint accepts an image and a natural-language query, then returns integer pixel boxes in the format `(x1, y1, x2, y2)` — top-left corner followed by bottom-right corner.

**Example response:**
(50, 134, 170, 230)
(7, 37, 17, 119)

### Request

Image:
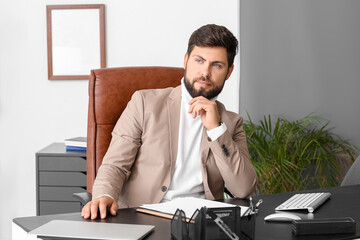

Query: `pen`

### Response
(243, 198, 263, 216)
(243, 196, 253, 216)
(255, 199, 263, 208)
(243, 207, 252, 216)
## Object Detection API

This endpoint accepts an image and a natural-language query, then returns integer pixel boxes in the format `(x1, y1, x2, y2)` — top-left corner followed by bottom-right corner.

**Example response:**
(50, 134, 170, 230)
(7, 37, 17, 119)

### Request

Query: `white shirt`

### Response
(162, 79, 227, 202)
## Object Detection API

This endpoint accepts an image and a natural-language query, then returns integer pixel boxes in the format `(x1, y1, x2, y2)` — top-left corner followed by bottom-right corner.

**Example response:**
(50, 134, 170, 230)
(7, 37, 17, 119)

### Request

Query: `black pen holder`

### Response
(171, 206, 256, 240)
(239, 211, 256, 240)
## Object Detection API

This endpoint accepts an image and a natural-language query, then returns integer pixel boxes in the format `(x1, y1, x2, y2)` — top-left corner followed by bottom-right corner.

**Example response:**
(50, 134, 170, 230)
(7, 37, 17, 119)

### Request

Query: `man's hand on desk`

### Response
(81, 196, 118, 219)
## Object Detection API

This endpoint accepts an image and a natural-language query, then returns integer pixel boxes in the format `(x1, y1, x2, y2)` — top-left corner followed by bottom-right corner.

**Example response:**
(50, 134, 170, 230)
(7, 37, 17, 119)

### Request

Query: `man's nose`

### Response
(201, 65, 211, 78)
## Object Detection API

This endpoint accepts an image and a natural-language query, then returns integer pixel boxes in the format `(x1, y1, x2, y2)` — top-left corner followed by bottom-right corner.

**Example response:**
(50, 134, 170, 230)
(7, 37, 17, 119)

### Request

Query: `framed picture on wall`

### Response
(46, 4, 106, 80)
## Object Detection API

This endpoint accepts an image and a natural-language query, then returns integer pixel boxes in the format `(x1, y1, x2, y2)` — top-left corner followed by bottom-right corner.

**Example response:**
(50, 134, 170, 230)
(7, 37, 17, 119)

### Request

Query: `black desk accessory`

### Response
(170, 206, 256, 240)
(292, 217, 356, 236)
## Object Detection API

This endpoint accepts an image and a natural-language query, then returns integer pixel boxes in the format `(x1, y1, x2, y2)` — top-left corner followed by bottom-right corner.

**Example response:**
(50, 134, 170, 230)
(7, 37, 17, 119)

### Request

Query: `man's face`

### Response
(184, 46, 234, 99)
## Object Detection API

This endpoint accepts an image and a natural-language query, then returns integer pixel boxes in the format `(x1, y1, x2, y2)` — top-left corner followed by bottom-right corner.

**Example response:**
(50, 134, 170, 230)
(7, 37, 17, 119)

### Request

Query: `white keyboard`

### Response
(275, 192, 331, 213)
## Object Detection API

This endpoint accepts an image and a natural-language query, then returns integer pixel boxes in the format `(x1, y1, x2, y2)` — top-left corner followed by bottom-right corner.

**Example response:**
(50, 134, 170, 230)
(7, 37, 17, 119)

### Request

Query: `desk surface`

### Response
(14, 185, 360, 240)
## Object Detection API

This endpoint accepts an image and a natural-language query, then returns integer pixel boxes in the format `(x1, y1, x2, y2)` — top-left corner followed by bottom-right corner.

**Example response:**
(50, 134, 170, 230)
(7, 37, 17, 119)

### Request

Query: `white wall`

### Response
(0, 0, 240, 238)
(240, 0, 360, 150)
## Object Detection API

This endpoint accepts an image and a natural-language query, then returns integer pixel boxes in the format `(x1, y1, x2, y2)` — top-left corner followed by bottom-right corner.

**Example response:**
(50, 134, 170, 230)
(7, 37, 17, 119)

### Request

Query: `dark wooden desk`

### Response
(14, 185, 360, 240)
(240, 185, 360, 240)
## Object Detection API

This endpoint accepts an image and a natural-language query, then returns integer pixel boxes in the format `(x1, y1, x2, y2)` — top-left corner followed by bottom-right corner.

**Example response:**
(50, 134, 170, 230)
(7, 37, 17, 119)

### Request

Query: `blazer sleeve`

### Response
(207, 115, 258, 198)
(92, 91, 144, 202)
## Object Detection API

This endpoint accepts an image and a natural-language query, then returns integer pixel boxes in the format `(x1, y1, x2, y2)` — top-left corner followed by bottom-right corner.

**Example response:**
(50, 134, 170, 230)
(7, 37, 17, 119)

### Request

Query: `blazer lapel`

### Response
(167, 86, 181, 174)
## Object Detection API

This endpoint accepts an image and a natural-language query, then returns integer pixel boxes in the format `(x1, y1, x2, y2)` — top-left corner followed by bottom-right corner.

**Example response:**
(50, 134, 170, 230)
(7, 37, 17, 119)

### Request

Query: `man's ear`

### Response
(226, 65, 234, 80)
(184, 53, 189, 68)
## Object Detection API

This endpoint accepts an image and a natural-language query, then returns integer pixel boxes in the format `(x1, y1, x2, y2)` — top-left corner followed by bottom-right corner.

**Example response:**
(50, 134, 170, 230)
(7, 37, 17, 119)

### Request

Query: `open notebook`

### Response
(28, 220, 155, 240)
(136, 197, 249, 220)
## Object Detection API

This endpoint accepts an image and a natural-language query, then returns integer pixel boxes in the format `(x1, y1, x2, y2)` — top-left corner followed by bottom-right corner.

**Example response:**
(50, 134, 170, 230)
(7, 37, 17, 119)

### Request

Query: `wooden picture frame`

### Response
(46, 4, 106, 80)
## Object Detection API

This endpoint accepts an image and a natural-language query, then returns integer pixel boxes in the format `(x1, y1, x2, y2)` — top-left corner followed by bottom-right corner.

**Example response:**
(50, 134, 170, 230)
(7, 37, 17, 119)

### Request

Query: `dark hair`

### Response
(186, 24, 238, 67)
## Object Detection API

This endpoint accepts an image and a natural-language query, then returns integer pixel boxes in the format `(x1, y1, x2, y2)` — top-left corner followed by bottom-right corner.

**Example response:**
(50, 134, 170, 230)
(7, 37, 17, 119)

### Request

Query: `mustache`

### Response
(193, 76, 213, 86)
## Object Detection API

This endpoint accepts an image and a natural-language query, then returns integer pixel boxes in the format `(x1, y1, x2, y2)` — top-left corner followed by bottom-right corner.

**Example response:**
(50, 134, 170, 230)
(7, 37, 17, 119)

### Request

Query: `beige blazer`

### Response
(92, 85, 258, 208)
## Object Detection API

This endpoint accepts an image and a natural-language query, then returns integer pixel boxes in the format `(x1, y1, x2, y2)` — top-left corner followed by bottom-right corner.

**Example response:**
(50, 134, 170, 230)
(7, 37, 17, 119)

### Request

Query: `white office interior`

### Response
(1, 0, 360, 239)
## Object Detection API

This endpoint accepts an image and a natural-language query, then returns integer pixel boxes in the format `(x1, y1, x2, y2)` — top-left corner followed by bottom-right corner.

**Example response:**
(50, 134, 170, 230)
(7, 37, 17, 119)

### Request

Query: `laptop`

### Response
(28, 220, 155, 240)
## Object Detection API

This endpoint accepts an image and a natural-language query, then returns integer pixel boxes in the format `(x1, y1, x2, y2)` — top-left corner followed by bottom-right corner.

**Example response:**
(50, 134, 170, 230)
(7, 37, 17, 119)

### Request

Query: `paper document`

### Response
(137, 197, 249, 219)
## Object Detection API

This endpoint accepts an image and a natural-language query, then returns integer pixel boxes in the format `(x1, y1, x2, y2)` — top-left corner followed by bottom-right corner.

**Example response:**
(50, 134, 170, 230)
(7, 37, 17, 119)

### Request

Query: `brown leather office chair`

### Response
(74, 67, 184, 205)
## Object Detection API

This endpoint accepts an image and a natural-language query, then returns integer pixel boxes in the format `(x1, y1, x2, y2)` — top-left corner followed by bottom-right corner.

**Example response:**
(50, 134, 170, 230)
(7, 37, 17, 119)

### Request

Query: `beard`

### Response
(183, 71, 226, 99)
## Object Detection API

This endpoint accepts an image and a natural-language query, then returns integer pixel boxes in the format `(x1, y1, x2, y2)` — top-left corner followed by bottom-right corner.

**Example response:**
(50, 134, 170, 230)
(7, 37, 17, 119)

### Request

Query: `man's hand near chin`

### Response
(188, 96, 221, 130)
(81, 196, 118, 219)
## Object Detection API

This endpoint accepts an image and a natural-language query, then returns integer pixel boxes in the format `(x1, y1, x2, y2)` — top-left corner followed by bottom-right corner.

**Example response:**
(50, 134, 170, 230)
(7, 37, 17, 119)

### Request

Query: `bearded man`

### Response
(82, 24, 258, 220)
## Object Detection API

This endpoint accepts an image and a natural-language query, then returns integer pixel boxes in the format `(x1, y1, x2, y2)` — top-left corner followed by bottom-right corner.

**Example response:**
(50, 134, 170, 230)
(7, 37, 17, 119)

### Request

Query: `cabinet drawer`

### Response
(39, 186, 86, 201)
(38, 157, 86, 171)
(39, 172, 86, 187)
(39, 201, 81, 215)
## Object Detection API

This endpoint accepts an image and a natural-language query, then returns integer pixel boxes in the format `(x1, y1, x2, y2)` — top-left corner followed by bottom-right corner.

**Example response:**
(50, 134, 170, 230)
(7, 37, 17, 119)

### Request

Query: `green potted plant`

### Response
(243, 114, 358, 194)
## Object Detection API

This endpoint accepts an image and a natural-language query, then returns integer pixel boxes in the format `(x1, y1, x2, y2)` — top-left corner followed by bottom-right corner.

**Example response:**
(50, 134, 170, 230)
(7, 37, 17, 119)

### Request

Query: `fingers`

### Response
(110, 201, 119, 216)
(81, 202, 91, 219)
(188, 97, 220, 130)
(81, 196, 117, 219)
(188, 102, 205, 118)
(188, 96, 209, 118)
(188, 96, 202, 106)
(188, 96, 208, 105)
(99, 201, 108, 219)
(90, 200, 100, 219)
(81, 201, 98, 219)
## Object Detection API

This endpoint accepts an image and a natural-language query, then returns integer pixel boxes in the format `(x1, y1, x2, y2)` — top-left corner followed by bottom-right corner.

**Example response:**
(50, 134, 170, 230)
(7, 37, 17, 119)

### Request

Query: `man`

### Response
(82, 24, 258, 220)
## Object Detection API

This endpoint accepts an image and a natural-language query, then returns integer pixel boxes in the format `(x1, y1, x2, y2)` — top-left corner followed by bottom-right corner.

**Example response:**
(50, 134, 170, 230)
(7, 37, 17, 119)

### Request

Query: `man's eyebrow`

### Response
(193, 55, 206, 60)
(212, 60, 226, 65)
(193, 55, 227, 65)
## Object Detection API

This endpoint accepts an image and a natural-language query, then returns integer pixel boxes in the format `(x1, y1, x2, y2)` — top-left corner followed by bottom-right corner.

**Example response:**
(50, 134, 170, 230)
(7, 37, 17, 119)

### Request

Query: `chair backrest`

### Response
(341, 155, 360, 186)
(86, 66, 184, 192)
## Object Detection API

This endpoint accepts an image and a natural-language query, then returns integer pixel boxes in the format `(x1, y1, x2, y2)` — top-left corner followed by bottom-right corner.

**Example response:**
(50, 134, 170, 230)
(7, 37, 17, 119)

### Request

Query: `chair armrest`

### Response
(73, 192, 92, 207)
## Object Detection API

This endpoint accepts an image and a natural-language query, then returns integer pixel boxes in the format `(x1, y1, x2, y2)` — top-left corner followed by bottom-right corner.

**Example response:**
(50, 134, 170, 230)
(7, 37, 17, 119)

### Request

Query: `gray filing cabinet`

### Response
(36, 143, 86, 215)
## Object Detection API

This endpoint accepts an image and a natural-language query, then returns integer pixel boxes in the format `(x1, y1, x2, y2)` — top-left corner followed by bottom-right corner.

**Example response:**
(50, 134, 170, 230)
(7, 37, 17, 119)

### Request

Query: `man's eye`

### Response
(195, 59, 202, 63)
(214, 64, 222, 68)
